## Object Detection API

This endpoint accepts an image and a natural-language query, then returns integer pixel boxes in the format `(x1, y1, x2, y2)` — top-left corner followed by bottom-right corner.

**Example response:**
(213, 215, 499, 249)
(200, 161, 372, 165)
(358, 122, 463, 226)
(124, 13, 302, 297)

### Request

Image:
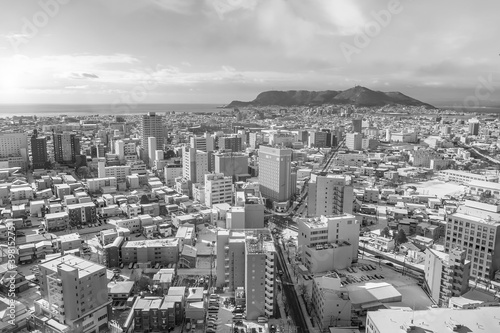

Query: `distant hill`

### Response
(226, 86, 435, 109)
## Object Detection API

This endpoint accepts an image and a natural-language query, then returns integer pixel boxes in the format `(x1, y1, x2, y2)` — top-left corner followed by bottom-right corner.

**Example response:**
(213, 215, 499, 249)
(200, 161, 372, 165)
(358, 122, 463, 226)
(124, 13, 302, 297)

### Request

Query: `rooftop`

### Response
(40, 254, 105, 279)
(367, 307, 500, 333)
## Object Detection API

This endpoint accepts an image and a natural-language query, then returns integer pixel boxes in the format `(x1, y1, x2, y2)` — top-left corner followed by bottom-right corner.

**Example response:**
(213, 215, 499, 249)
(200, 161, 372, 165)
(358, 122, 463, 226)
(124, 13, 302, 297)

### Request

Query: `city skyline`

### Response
(0, 0, 499, 106)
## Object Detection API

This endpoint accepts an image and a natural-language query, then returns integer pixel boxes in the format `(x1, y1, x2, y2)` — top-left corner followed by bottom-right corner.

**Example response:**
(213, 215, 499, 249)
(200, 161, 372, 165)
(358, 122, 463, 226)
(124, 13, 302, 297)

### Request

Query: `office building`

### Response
(258, 145, 294, 203)
(230, 182, 265, 229)
(352, 118, 362, 133)
(141, 112, 165, 162)
(444, 200, 500, 280)
(297, 214, 359, 273)
(366, 307, 500, 333)
(182, 147, 209, 184)
(268, 131, 297, 148)
(53, 132, 80, 164)
(0, 132, 28, 170)
(164, 163, 183, 187)
(308, 173, 353, 216)
(214, 151, 248, 181)
(31, 135, 49, 169)
(345, 132, 362, 150)
(311, 274, 351, 330)
(148, 136, 157, 167)
(190, 133, 214, 152)
(204, 173, 233, 207)
(308, 131, 328, 148)
(97, 159, 131, 182)
(29, 255, 110, 333)
(424, 247, 470, 306)
(218, 135, 243, 152)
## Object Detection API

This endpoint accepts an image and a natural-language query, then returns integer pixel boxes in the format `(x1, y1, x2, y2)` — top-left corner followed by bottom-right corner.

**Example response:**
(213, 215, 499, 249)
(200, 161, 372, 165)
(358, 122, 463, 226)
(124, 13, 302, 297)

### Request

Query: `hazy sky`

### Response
(0, 0, 499, 106)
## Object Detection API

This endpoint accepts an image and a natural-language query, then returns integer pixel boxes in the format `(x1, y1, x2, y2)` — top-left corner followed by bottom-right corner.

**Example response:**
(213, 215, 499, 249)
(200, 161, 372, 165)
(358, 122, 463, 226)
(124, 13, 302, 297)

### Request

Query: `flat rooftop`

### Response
(40, 254, 105, 279)
(368, 307, 500, 333)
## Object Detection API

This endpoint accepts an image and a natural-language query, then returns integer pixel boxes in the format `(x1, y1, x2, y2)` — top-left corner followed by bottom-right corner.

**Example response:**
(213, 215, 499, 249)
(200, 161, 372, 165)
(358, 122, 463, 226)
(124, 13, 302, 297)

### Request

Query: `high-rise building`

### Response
(216, 229, 276, 319)
(214, 151, 249, 181)
(30, 255, 110, 333)
(31, 135, 49, 169)
(424, 247, 470, 306)
(148, 137, 157, 167)
(346, 132, 362, 150)
(307, 173, 353, 216)
(268, 131, 296, 148)
(308, 131, 328, 148)
(258, 145, 294, 203)
(469, 121, 480, 136)
(218, 135, 243, 152)
(204, 173, 233, 207)
(141, 112, 165, 162)
(297, 214, 360, 273)
(53, 132, 80, 164)
(190, 133, 214, 152)
(182, 147, 208, 184)
(352, 118, 362, 133)
(444, 200, 500, 280)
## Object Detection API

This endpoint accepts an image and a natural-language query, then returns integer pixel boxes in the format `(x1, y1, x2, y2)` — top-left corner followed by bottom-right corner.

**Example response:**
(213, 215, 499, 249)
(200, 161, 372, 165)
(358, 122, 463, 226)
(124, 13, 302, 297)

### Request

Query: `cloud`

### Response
(67, 72, 100, 80)
(65, 85, 90, 89)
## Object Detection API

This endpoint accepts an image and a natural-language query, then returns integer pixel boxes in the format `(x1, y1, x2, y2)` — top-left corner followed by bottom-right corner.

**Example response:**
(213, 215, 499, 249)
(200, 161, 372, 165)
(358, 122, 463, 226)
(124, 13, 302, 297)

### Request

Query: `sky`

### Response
(0, 0, 499, 107)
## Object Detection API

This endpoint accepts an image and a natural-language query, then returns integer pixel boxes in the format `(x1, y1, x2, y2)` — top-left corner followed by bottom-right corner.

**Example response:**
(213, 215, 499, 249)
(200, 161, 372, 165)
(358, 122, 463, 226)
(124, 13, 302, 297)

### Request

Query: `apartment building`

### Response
(30, 255, 110, 333)
(86, 177, 117, 193)
(308, 131, 328, 148)
(164, 163, 183, 187)
(97, 159, 131, 182)
(332, 153, 367, 168)
(444, 200, 500, 280)
(297, 214, 359, 273)
(31, 135, 49, 169)
(311, 274, 351, 331)
(308, 173, 353, 216)
(66, 202, 97, 225)
(424, 247, 470, 306)
(121, 238, 179, 266)
(182, 147, 208, 184)
(53, 132, 80, 164)
(245, 233, 276, 319)
(204, 173, 233, 207)
(141, 112, 166, 162)
(43, 212, 70, 231)
(0, 133, 28, 167)
(268, 131, 297, 148)
(218, 134, 243, 152)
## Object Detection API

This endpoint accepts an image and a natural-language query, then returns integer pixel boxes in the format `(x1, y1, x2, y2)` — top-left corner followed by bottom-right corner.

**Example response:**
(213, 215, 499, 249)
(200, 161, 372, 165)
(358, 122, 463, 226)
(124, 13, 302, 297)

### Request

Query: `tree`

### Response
(76, 166, 91, 179)
(394, 229, 408, 246)
(136, 276, 152, 292)
(381, 226, 391, 238)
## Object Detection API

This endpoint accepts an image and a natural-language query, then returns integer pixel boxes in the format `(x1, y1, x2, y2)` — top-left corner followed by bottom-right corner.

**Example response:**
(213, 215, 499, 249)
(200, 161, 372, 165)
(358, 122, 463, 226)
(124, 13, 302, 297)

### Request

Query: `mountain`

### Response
(226, 86, 435, 109)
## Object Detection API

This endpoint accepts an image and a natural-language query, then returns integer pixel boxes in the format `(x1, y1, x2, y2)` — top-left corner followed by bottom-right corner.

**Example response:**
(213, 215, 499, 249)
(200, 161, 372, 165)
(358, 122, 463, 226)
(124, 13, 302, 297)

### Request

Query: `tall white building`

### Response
(204, 173, 233, 207)
(311, 274, 351, 330)
(297, 214, 360, 273)
(97, 159, 131, 182)
(190, 133, 214, 152)
(148, 136, 157, 167)
(141, 112, 165, 162)
(307, 173, 353, 216)
(345, 132, 362, 150)
(182, 147, 208, 184)
(258, 145, 295, 203)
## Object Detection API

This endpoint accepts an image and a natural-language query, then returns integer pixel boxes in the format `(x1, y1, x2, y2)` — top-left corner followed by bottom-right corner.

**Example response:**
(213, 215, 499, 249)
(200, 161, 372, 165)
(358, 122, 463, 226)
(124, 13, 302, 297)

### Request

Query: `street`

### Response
(275, 238, 310, 333)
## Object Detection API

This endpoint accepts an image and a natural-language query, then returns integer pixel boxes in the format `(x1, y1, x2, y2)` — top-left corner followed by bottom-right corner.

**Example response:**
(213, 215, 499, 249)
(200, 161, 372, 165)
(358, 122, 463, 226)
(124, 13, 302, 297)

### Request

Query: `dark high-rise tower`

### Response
(140, 112, 165, 162)
(31, 134, 49, 169)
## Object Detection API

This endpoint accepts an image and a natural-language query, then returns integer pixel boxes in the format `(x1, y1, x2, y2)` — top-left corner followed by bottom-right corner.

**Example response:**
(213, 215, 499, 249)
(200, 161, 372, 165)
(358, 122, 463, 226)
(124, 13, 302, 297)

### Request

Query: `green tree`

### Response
(381, 226, 391, 238)
(394, 229, 408, 246)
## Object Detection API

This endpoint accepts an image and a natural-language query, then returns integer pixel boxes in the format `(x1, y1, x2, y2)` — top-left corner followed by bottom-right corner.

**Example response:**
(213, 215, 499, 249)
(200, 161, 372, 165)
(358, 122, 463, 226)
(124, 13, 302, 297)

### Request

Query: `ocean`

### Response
(0, 103, 224, 117)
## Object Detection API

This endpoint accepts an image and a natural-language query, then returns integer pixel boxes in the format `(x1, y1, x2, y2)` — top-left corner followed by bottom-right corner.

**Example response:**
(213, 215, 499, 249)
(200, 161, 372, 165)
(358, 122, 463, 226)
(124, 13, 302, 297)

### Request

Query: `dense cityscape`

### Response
(1, 104, 500, 333)
(2, 1, 500, 332)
